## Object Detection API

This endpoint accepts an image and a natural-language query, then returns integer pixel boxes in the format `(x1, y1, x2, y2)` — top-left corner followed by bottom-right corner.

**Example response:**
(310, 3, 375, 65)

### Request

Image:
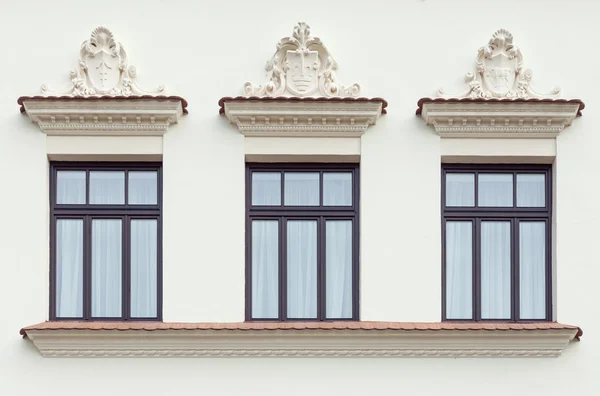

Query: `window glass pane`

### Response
(446, 173, 474, 207)
(57, 171, 86, 204)
(284, 173, 319, 206)
(131, 219, 158, 318)
(92, 219, 122, 317)
(252, 220, 279, 318)
(517, 174, 545, 207)
(478, 174, 513, 207)
(481, 221, 511, 319)
(323, 173, 352, 206)
(326, 220, 352, 318)
(252, 173, 281, 206)
(287, 220, 317, 318)
(56, 219, 83, 317)
(520, 222, 546, 319)
(129, 171, 158, 205)
(90, 171, 125, 204)
(445, 221, 473, 319)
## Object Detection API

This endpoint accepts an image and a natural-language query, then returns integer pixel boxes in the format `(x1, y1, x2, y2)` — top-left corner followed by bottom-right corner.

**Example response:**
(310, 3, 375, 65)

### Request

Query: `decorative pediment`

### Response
(417, 29, 583, 138)
(19, 26, 186, 136)
(438, 29, 559, 99)
(243, 22, 360, 98)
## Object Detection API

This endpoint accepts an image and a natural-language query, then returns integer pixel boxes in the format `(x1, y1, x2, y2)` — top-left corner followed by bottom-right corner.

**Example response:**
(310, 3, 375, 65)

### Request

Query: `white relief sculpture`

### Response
(243, 22, 360, 97)
(40, 27, 165, 96)
(437, 29, 560, 99)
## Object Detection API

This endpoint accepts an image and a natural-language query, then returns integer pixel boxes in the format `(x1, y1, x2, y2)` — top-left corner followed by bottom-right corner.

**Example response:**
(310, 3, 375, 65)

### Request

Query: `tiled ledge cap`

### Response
(415, 98, 585, 117)
(20, 321, 582, 358)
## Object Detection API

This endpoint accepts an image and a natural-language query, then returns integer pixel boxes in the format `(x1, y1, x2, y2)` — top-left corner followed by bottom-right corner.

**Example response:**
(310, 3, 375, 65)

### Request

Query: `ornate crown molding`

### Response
(19, 27, 186, 136)
(438, 29, 559, 100)
(243, 22, 360, 98)
(22, 326, 579, 358)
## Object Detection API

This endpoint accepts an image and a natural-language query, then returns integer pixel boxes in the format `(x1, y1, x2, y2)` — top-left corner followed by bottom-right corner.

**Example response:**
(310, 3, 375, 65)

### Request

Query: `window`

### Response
(442, 164, 551, 322)
(50, 163, 162, 321)
(246, 164, 359, 321)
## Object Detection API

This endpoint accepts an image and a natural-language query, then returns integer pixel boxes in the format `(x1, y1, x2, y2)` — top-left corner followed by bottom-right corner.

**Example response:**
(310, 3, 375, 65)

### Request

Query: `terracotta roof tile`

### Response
(20, 321, 582, 340)
(415, 97, 585, 116)
(17, 95, 189, 114)
(218, 96, 388, 115)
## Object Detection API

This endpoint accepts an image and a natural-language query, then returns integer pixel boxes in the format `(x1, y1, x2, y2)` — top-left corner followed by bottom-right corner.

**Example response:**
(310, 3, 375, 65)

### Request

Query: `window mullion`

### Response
(474, 218, 481, 321)
(84, 215, 92, 321)
(280, 216, 287, 321)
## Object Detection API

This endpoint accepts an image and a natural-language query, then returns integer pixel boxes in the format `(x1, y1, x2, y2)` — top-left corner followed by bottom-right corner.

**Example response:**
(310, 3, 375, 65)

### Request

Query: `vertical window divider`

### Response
(281, 216, 287, 321)
(319, 217, 326, 320)
(123, 215, 130, 320)
(84, 215, 91, 321)
(514, 218, 520, 321)
(474, 218, 481, 321)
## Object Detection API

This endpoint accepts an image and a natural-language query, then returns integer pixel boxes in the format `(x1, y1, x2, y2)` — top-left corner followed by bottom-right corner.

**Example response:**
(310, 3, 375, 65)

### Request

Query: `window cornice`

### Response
(417, 29, 584, 139)
(220, 23, 386, 139)
(18, 27, 187, 137)
(20, 321, 581, 358)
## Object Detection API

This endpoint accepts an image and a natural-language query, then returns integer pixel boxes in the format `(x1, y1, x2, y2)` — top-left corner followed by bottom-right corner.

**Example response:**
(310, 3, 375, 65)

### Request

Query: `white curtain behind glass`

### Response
(326, 221, 352, 318)
(287, 220, 317, 318)
(478, 174, 513, 207)
(445, 222, 472, 319)
(90, 172, 125, 204)
(446, 174, 474, 207)
(252, 173, 281, 206)
(323, 173, 352, 206)
(129, 171, 158, 205)
(520, 222, 546, 319)
(517, 174, 545, 207)
(131, 220, 157, 318)
(252, 221, 279, 318)
(481, 221, 511, 319)
(92, 219, 122, 317)
(284, 173, 319, 206)
(56, 219, 83, 317)
(57, 171, 86, 204)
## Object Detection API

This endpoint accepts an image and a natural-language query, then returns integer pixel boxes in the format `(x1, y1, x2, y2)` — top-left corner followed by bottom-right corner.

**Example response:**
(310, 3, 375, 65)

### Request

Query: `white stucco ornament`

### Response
(437, 29, 560, 99)
(41, 26, 165, 96)
(243, 22, 360, 97)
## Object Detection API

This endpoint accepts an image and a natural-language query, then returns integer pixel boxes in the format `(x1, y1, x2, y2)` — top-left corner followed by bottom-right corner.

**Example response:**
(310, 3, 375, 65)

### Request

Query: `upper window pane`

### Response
(284, 173, 319, 206)
(128, 171, 158, 205)
(323, 172, 352, 206)
(90, 171, 125, 204)
(56, 171, 86, 204)
(252, 172, 281, 206)
(478, 174, 513, 207)
(517, 174, 545, 207)
(446, 173, 474, 207)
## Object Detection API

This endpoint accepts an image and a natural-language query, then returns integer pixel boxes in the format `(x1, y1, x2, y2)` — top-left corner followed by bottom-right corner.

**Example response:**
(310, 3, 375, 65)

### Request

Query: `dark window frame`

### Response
(245, 163, 360, 322)
(441, 163, 552, 322)
(50, 162, 163, 321)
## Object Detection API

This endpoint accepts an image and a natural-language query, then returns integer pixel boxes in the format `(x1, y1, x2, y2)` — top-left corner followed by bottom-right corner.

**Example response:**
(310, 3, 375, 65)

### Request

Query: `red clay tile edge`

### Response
(218, 96, 388, 115)
(20, 321, 582, 340)
(17, 95, 189, 115)
(415, 98, 585, 116)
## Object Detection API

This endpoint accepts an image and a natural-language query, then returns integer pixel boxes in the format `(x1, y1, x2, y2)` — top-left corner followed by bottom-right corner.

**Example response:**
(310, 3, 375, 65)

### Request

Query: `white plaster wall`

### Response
(1, 0, 599, 395)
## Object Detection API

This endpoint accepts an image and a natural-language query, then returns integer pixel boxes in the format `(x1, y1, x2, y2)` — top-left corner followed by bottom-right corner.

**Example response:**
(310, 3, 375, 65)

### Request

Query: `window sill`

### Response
(417, 98, 584, 138)
(20, 321, 581, 358)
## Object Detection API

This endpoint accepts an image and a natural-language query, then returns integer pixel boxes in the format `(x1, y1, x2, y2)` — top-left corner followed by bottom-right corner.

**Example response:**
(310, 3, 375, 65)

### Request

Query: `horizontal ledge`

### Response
(219, 96, 388, 115)
(21, 321, 581, 358)
(18, 95, 189, 114)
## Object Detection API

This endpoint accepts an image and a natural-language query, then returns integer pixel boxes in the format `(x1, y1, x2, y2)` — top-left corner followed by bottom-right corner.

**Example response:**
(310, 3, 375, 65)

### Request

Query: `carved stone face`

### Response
(286, 50, 319, 96)
(482, 53, 517, 97)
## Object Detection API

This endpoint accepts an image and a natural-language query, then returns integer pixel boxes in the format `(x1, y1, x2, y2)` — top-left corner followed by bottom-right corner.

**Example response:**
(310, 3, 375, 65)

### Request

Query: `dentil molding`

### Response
(221, 22, 386, 138)
(418, 29, 583, 138)
(23, 327, 578, 358)
(19, 26, 186, 136)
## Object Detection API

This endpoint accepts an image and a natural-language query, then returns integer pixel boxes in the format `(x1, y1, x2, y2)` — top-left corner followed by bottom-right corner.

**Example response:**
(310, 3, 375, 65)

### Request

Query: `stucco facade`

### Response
(1, 0, 598, 394)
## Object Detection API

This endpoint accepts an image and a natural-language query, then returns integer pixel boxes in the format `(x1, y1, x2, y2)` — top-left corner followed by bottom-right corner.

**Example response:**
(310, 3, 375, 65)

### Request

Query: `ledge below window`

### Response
(20, 321, 581, 358)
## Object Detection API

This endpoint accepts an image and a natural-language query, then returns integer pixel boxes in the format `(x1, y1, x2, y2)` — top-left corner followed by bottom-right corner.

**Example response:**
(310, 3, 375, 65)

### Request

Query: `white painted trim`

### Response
(421, 101, 581, 138)
(21, 98, 184, 136)
(223, 100, 383, 138)
(25, 328, 578, 358)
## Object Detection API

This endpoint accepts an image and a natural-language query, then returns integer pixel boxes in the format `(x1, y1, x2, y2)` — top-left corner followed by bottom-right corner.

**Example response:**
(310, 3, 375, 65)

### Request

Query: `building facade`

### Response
(1, 0, 598, 394)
